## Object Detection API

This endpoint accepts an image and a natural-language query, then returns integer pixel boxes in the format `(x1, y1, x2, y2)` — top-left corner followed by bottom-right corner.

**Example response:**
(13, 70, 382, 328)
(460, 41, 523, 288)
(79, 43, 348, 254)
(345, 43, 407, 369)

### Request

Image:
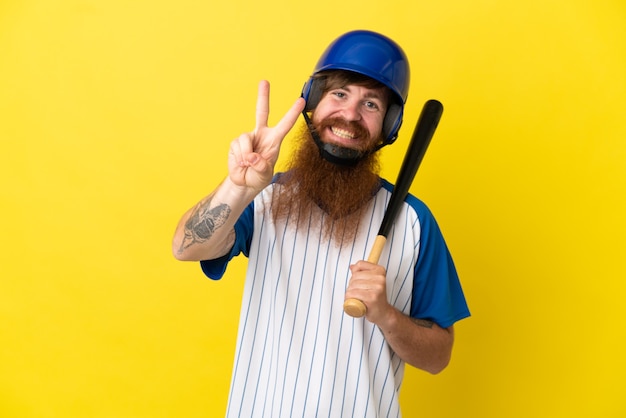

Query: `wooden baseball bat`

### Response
(343, 99, 444, 318)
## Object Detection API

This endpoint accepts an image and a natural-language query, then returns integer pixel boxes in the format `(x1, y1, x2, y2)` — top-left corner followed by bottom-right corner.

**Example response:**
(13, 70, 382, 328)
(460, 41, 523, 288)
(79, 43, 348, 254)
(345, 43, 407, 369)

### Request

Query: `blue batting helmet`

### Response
(302, 30, 410, 145)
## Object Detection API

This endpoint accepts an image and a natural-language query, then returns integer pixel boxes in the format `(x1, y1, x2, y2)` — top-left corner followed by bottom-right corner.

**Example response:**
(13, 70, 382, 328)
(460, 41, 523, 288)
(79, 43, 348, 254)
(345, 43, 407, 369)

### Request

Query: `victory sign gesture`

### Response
(228, 80, 306, 192)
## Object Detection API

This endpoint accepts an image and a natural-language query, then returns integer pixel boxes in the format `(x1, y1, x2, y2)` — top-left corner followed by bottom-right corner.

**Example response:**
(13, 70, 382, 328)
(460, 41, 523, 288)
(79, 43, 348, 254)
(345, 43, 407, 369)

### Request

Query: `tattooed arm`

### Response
(172, 81, 305, 261)
(172, 178, 258, 261)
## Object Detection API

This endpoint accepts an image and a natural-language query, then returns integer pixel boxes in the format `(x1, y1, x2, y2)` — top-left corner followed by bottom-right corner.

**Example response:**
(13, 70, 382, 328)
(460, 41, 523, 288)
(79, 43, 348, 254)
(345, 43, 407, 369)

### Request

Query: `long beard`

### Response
(271, 123, 381, 243)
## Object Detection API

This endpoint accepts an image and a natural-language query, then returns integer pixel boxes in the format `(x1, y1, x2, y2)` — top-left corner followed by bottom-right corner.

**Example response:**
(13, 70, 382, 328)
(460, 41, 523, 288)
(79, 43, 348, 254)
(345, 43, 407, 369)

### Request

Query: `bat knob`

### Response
(343, 298, 367, 317)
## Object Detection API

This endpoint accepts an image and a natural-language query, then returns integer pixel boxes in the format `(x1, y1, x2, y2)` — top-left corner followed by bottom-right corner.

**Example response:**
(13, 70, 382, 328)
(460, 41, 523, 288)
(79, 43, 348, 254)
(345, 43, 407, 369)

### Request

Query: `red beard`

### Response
(271, 123, 382, 243)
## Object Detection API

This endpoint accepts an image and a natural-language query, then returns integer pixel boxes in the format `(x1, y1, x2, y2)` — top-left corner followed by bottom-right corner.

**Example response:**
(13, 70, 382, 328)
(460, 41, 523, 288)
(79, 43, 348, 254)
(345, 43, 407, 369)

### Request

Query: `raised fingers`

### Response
(274, 96, 306, 138)
(260, 96, 306, 162)
(255, 80, 270, 133)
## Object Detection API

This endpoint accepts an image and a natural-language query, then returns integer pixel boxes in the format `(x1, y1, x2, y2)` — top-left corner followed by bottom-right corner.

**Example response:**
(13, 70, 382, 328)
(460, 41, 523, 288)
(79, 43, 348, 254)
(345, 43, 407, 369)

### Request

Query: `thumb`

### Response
(245, 153, 261, 166)
(245, 152, 273, 180)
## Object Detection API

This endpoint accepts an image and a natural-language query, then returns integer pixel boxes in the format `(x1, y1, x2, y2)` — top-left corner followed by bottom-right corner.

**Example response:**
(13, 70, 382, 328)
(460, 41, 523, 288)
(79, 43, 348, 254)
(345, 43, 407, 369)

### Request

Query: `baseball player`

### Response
(173, 30, 470, 417)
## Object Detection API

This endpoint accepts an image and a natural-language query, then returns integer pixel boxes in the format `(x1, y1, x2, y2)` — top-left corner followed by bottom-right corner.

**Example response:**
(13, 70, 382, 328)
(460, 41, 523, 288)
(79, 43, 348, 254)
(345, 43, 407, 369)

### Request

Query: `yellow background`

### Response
(2, 0, 625, 417)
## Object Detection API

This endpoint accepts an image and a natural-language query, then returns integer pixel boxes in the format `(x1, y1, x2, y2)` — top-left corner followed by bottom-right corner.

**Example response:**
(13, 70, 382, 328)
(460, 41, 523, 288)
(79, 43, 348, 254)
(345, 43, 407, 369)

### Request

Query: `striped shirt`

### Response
(201, 177, 470, 417)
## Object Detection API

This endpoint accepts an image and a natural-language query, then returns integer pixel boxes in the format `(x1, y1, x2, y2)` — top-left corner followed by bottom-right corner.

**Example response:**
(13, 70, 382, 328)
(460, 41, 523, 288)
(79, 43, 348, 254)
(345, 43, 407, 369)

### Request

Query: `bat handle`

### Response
(343, 235, 387, 318)
(343, 299, 367, 318)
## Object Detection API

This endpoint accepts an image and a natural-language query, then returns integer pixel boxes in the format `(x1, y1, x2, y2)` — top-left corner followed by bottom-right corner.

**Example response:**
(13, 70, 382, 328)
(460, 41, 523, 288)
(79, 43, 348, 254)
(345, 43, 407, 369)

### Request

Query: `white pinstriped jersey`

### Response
(201, 176, 470, 418)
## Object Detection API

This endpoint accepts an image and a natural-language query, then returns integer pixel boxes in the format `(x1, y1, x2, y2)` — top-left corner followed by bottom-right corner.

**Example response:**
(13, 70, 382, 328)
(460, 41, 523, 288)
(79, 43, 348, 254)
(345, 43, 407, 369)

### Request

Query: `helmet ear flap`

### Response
(382, 102, 404, 144)
(302, 77, 326, 112)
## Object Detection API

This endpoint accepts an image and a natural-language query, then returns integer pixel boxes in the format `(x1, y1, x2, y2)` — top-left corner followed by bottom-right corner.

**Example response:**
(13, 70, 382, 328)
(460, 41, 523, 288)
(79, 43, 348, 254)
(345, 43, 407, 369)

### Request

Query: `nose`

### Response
(338, 99, 361, 121)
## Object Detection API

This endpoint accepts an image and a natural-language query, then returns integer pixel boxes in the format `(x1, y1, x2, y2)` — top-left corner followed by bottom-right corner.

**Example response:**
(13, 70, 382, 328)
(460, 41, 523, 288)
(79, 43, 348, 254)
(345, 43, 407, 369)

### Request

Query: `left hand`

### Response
(345, 260, 393, 323)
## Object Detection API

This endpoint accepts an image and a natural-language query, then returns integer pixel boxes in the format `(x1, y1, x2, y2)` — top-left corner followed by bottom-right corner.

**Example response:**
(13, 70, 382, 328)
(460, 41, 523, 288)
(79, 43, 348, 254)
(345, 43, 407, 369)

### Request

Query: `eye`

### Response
(331, 90, 346, 99)
(364, 100, 381, 111)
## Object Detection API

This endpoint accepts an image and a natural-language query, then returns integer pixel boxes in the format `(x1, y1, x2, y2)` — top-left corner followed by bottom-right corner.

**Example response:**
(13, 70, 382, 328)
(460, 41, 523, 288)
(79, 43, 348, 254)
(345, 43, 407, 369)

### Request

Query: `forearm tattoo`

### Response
(178, 197, 231, 253)
(412, 318, 435, 329)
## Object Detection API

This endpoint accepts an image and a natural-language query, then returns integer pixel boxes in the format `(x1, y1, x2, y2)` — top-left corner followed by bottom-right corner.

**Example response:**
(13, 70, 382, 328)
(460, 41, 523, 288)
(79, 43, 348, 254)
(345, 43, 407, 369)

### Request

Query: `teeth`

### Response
(331, 127, 355, 139)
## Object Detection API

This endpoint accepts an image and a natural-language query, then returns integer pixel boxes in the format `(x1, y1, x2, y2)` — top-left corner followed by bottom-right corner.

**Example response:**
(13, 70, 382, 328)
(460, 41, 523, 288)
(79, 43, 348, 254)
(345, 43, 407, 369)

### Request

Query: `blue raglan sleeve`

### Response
(199, 201, 255, 281)
(409, 197, 470, 328)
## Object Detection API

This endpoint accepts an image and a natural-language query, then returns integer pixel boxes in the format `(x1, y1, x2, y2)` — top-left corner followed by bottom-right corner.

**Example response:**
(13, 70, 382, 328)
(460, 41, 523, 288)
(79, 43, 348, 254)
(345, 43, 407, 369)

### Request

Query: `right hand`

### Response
(228, 80, 306, 192)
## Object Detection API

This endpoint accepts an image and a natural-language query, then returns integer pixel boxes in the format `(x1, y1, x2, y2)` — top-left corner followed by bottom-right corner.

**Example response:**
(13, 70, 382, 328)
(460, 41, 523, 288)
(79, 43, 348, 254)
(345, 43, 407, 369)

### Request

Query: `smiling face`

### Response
(311, 74, 390, 152)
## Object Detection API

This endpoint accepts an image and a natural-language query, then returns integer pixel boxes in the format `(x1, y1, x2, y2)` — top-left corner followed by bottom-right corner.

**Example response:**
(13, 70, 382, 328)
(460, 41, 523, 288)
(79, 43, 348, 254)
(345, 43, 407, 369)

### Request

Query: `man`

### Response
(173, 30, 470, 417)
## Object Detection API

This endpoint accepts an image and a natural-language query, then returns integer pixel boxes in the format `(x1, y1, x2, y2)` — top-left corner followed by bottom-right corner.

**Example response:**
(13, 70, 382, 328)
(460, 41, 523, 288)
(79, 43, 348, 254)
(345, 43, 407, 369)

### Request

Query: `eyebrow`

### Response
(339, 85, 386, 102)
